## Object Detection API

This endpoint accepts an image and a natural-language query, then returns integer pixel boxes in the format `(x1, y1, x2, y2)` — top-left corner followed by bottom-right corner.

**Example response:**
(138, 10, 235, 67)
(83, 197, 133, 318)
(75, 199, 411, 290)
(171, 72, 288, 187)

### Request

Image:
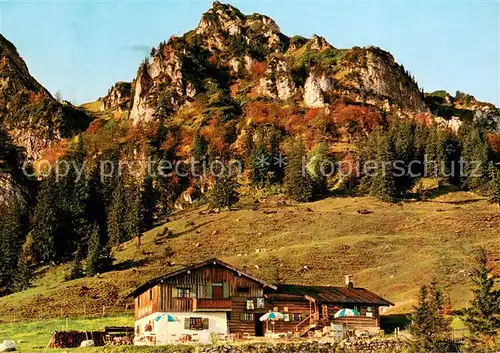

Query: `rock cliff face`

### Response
(121, 1, 440, 126)
(0, 34, 90, 203)
(0, 34, 89, 161)
(334, 47, 427, 112)
(100, 81, 132, 113)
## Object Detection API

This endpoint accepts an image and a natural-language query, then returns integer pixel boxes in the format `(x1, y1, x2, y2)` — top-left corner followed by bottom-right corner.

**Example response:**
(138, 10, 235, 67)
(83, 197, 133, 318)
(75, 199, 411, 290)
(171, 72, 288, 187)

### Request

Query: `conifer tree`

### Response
(141, 176, 156, 231)
(85, 223, 111, 276)
(488, 164, 500, 205)
(370, 133, 397, 202)
(460, 124, 490, 190)
(13, 235, 35, 292)
(464, 248, 500, 350)
(209, 172, 239, 209)
(0, 205, 25, 293)
(284, 139, 313, 202)
(249, 143, 272, 185)
(408, 284, 452, 353)
(86, 163, 108, 245)
(107, 179, 125, 246)
(124, 188, 142, 241)
(31, 171, 59, 262)
(425, 123, 444, 178)
(307, 142, 329, 195)
(192, 132, 208, 162)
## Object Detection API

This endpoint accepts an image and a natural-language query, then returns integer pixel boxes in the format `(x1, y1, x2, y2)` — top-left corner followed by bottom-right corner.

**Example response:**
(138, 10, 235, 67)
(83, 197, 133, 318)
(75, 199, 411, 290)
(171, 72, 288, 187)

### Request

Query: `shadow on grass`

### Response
(422, 184, 458, 200)
(112, 258, 151, 271)
(170, 216, 230, 238)
(380, 314, 411, 334)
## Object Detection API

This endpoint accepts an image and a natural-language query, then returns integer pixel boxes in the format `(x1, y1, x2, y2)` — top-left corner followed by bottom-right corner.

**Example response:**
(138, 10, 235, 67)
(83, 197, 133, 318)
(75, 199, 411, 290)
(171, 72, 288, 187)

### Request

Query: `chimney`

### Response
(345, 275, 354, 289)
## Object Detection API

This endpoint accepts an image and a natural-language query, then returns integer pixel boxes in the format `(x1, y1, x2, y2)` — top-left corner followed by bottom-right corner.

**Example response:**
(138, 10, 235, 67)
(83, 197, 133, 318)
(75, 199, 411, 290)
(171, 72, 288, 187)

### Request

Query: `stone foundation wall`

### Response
(199, 340, 404, 353)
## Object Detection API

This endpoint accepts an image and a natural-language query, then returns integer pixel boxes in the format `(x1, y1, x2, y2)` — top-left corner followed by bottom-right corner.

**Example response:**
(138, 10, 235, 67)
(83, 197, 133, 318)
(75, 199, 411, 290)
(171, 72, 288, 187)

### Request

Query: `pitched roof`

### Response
(127, 258, 277, 298)
(269, 284, 393, 306)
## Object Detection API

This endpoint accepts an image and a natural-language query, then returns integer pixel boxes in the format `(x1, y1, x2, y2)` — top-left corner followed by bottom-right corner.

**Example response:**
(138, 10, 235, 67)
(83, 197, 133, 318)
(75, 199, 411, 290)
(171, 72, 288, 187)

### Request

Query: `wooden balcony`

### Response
(171, 298, 193, 312)
(193, 298, 232, 312)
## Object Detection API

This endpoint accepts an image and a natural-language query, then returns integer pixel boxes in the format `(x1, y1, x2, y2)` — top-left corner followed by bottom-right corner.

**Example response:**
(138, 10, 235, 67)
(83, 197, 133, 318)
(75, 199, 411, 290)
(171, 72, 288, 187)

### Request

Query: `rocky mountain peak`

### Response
(0, 35, 89, 161)
(116, 2, 500, 126)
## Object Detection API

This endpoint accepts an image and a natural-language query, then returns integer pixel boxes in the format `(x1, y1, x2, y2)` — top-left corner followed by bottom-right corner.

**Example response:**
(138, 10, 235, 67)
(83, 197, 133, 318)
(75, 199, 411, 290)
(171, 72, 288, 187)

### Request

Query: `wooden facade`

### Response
(130, 258, 393, 340)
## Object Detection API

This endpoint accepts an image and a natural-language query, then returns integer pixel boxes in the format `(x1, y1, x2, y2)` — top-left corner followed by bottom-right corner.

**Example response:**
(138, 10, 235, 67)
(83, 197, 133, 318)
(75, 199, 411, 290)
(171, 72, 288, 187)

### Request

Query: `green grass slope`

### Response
(0, 192, 498, 322)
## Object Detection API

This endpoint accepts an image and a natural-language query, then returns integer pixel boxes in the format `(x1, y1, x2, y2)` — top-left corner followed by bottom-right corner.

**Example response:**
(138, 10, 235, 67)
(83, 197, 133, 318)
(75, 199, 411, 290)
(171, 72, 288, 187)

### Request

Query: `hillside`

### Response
(0, 190, 498, 322)
(0, 1, 499, 326)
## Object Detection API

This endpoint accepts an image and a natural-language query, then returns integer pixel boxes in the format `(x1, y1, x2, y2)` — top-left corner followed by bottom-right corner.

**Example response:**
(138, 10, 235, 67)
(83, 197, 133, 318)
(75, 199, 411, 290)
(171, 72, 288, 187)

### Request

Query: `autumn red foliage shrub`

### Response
(332, 104, 382, 139)
(250, 61, 267, 78)
(487, 133, 500, 153)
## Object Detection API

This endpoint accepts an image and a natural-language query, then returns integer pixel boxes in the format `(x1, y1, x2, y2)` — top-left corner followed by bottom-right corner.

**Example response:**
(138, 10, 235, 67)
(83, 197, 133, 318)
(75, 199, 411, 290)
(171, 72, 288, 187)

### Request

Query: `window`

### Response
(185, 317, 209, 330)
(256, 298, 265, 309)
(137, 296, 141, 306)
(240, 313, 255, 321)
(177, 288, 190, 298)
(236, 287, 250, 294)
(148, 289, 153, 301)
(190, 317, 203, 330)
(245, 299, 255, 310)
(292, 313, 303, 322)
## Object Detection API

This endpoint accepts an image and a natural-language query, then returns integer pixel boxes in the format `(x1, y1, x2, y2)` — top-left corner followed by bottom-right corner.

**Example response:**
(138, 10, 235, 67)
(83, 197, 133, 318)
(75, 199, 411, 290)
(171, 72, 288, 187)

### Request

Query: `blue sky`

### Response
(0, 0, 498, 106)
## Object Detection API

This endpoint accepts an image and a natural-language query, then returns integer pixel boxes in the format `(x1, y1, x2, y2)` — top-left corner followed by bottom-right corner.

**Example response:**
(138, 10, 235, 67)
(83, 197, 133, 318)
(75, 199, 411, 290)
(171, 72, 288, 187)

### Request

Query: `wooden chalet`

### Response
(128, 258, 393, 344)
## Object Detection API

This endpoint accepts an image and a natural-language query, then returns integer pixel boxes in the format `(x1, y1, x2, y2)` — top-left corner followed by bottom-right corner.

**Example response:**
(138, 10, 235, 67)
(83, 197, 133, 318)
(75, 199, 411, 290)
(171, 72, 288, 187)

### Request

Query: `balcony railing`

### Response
(193, 298, 232, 312)
(171, 298, 193, 312)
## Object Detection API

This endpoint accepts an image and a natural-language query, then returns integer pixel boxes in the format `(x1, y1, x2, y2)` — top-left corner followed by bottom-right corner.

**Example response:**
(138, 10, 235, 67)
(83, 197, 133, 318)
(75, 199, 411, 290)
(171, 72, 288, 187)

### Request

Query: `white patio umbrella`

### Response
(259, 311, 284, 321)
(259, 311, 284, 334)
(334, 308, 360, 335)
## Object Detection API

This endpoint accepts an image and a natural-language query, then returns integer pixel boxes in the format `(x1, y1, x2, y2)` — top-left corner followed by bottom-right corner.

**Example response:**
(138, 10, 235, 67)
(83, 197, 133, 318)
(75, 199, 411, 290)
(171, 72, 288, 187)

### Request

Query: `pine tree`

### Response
(209, 173, 239, 209)
(460, 124, 490, 190)
(425, 123, 444, 179)
(85, 223, 111, 276)
(124, 188, 142, 241)
(60, 137, 89, 259)
(408, 284, 453, 353)
(284, 139, 313, 202)
(249, 143, 272, 185)
(107, 179, 125, 247)
(13, 235, 34, 292)
(192, 132, 208, 162)
(86, 164, 108, 246)
(140, 176, 156, 231)
(464, 248, 500, 350)
(31, 171, 59, 263)
(307, 142, 329, 195)
(488, 164, 500, 205)
(370, 133, 397, 202)
(0, 205, 25, 294)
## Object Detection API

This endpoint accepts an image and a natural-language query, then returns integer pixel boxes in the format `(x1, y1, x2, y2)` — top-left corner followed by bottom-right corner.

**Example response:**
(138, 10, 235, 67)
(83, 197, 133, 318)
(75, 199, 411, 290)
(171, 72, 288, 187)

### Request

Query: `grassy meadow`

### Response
(0, 188, 497, 323)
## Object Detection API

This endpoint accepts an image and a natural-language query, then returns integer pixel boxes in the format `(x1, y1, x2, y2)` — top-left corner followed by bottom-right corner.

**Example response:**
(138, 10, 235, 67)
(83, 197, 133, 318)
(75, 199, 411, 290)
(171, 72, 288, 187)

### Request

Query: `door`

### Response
(212, 284, 223, 298)
(254, 316, 264, 336)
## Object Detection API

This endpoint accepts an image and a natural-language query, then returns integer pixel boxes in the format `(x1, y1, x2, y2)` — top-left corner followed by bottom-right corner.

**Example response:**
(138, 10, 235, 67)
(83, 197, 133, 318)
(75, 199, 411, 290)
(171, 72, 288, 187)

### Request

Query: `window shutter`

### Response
(184, 318, 190, 329)
(202, 318, 209, 329)
(207, 282, 213, 298)
(172, 288, 178, 298)
(223, 282, 229, 298)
